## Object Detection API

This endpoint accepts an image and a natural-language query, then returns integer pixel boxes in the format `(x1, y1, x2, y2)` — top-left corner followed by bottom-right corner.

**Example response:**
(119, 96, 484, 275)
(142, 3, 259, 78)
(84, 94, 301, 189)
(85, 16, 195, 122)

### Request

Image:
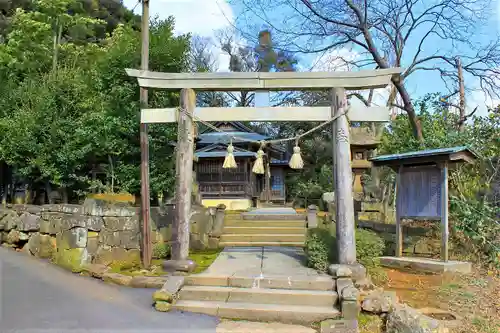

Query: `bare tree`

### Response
(189, 35, 219, 72)
(231, 0, 500, 141)
(189, 35, 228, 107)
(440, 57, 479, 131)
(214, 28, 299, 107)
(215, 28, 257, 106)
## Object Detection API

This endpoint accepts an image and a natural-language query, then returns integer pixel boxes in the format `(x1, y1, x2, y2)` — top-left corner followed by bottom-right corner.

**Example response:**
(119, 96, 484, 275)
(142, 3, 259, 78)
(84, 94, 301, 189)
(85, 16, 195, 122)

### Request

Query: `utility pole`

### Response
(140, 0, 152, 269)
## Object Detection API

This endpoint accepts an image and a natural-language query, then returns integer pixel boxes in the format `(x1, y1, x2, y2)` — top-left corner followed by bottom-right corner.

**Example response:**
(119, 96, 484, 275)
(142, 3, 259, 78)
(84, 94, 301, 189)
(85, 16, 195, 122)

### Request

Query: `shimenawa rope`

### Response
(177, 105, 350, 172)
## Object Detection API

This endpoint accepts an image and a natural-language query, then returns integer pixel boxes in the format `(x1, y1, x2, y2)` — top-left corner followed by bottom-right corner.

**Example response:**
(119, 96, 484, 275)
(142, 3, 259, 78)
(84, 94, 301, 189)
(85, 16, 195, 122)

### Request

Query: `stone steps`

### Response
(184, 274, 335, 291)
(219, 241, 305, 247)
(222, 210, 307, 247)
(173, 300, 340, 325)
(220, 233, 306, 243)
(241, 213, 306, 221)
(224, 220, 305, 228)
(223, 226, 305, 235)
(179, 285, 338, 306)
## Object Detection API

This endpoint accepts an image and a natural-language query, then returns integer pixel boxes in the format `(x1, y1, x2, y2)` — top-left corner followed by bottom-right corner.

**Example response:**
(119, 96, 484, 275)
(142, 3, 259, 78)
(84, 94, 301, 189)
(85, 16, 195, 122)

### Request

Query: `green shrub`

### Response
(305, 228, 385, 271)
(305, 228, 335, 272)
(152, 242, 171, 259)
(450, 196, 500, 268)
(356, 229, 385, 267)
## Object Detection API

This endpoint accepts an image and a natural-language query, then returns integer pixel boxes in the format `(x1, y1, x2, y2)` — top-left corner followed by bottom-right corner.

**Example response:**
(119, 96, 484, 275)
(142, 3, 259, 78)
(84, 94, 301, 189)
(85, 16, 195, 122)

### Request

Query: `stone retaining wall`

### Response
(315, 212, 441, 257)
(357, 220, 441, 257)
(0, 199, 220, 272)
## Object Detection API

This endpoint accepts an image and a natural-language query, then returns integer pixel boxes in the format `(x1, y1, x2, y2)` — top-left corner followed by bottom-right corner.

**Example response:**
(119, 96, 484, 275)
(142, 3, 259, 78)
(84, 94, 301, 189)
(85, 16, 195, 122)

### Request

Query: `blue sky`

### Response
(124, 0, 500, 114)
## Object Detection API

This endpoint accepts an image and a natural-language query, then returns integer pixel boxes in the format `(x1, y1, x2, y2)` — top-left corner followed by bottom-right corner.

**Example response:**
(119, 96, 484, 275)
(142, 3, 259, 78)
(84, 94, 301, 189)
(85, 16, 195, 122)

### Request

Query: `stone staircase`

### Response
(219, 209, 307, 247)
(172, 274, 340, 325)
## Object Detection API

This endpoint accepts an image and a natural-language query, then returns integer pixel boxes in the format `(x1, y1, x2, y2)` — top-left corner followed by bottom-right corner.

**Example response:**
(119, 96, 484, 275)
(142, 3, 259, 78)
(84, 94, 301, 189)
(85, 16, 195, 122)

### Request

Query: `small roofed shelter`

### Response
(370, 146, 477, 264)
(194, 121, 290, 209)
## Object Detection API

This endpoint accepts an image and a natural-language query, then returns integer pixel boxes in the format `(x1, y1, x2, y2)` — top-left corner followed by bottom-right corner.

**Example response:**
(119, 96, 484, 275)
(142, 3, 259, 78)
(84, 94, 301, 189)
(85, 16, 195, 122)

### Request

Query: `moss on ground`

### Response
(189, 249, 222, 274)
(108, 258, 168, 276)
(105, 249, 221, 276)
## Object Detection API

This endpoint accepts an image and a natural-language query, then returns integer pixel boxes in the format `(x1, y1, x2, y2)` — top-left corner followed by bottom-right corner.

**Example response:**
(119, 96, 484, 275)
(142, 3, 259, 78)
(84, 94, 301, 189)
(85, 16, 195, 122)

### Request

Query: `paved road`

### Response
(0, 247, 218, 332)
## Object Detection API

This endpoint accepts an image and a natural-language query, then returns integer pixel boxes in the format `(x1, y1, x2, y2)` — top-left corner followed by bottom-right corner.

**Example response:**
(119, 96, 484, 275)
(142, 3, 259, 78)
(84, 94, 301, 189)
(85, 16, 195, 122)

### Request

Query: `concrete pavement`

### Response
(203, 246, 323, 278)
(0, 247, 218, 332)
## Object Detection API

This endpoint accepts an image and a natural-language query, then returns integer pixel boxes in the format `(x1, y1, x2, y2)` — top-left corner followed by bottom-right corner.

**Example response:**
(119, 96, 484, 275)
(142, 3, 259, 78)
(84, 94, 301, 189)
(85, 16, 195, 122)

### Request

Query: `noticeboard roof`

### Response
(370, 146, 477, 168)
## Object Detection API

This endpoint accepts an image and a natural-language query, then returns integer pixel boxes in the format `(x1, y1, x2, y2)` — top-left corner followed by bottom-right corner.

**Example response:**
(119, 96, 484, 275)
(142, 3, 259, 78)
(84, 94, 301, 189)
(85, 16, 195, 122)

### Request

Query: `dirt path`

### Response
(376, 267, 500, 333)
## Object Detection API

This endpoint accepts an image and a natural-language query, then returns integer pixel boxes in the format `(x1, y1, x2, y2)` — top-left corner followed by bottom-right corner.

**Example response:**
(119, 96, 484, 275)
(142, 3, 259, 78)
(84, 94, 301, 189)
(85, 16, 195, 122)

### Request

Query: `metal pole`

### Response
(140, 0, 152, 269)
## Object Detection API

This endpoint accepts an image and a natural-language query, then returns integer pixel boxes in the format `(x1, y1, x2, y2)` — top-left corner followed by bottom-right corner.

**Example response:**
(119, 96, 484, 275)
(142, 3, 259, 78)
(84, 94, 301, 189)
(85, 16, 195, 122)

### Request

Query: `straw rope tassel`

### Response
(252, 145, 265, 174)
(223, 142, 237, 168)
(289, 140, 304, 169)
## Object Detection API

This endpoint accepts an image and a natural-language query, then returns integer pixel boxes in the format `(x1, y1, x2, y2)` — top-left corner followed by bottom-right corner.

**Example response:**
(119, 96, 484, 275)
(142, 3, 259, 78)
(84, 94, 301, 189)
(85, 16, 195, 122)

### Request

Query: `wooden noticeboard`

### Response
(395, 163, 449, 262)
(371, 146, 477, 264)
(397, 166, 442, 219)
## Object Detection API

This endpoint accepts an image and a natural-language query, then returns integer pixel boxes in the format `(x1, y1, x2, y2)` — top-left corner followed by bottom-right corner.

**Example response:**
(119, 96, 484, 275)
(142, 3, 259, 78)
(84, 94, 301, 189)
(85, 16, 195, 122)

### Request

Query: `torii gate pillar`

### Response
(331, 88, 356, 264)
(163, 88, 197, 273)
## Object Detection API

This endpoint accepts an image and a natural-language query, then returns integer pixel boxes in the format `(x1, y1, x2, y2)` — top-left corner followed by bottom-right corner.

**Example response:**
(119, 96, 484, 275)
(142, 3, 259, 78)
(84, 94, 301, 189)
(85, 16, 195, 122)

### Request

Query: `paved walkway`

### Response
(0, 247, 217, 332)
(203, 247, 322, 278)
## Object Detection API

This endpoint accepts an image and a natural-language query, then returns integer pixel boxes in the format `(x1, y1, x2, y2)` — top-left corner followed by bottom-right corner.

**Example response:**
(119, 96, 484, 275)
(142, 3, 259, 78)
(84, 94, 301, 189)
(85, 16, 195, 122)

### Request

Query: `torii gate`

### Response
(126, 68, 402, 268)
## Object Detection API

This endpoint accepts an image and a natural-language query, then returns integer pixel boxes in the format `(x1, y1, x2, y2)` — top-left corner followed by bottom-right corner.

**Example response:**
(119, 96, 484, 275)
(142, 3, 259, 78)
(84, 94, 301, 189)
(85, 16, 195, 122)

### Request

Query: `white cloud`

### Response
(469, 89, 499, 116)
(123, 0, 234, 71)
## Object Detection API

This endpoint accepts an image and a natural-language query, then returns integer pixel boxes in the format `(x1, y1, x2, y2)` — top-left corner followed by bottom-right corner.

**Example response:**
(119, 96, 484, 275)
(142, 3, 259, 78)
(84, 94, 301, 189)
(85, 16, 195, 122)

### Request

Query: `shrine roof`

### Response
(195, 151, 257, 158)
(194, 143, 257, 158)
(197, 131, 269, 145)
(270, 159, 289, 165)
(370, 146, 477, 168)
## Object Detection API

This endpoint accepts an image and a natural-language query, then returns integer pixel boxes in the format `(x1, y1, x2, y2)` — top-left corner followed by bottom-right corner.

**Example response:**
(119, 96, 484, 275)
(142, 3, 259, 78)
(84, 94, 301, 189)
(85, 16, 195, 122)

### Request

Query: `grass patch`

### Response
(438, 282, 463, 296)
(151, 259, 163, 266)
(470, 317, 500, 333)
(189, 249, 222, 274)
(358, 313, 383, 333)
(368, 266, 389, 285)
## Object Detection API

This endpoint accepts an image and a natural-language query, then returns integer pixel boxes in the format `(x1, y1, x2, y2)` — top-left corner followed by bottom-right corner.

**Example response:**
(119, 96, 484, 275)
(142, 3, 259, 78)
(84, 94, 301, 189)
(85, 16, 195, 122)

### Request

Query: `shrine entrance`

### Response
(126, 67, 401, 266)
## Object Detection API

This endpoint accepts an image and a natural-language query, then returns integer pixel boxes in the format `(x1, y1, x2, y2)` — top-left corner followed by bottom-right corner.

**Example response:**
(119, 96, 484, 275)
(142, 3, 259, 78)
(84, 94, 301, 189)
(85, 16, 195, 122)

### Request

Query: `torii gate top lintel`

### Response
(125, 67, 403, 91)
(132, 66, 404, 266)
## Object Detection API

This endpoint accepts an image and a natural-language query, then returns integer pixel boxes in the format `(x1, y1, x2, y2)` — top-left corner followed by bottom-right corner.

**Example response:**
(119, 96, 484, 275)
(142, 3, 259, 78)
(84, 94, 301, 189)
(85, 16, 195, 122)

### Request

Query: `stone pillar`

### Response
(306, 204, 318, 228)
(212, 204, 226, 237)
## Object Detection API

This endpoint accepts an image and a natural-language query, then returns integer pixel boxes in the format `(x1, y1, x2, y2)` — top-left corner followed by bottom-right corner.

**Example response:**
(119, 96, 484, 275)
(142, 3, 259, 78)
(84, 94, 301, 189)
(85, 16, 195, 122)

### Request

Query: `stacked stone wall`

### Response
(0, 199, 218, 272)
(316, 211, 442, 258)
